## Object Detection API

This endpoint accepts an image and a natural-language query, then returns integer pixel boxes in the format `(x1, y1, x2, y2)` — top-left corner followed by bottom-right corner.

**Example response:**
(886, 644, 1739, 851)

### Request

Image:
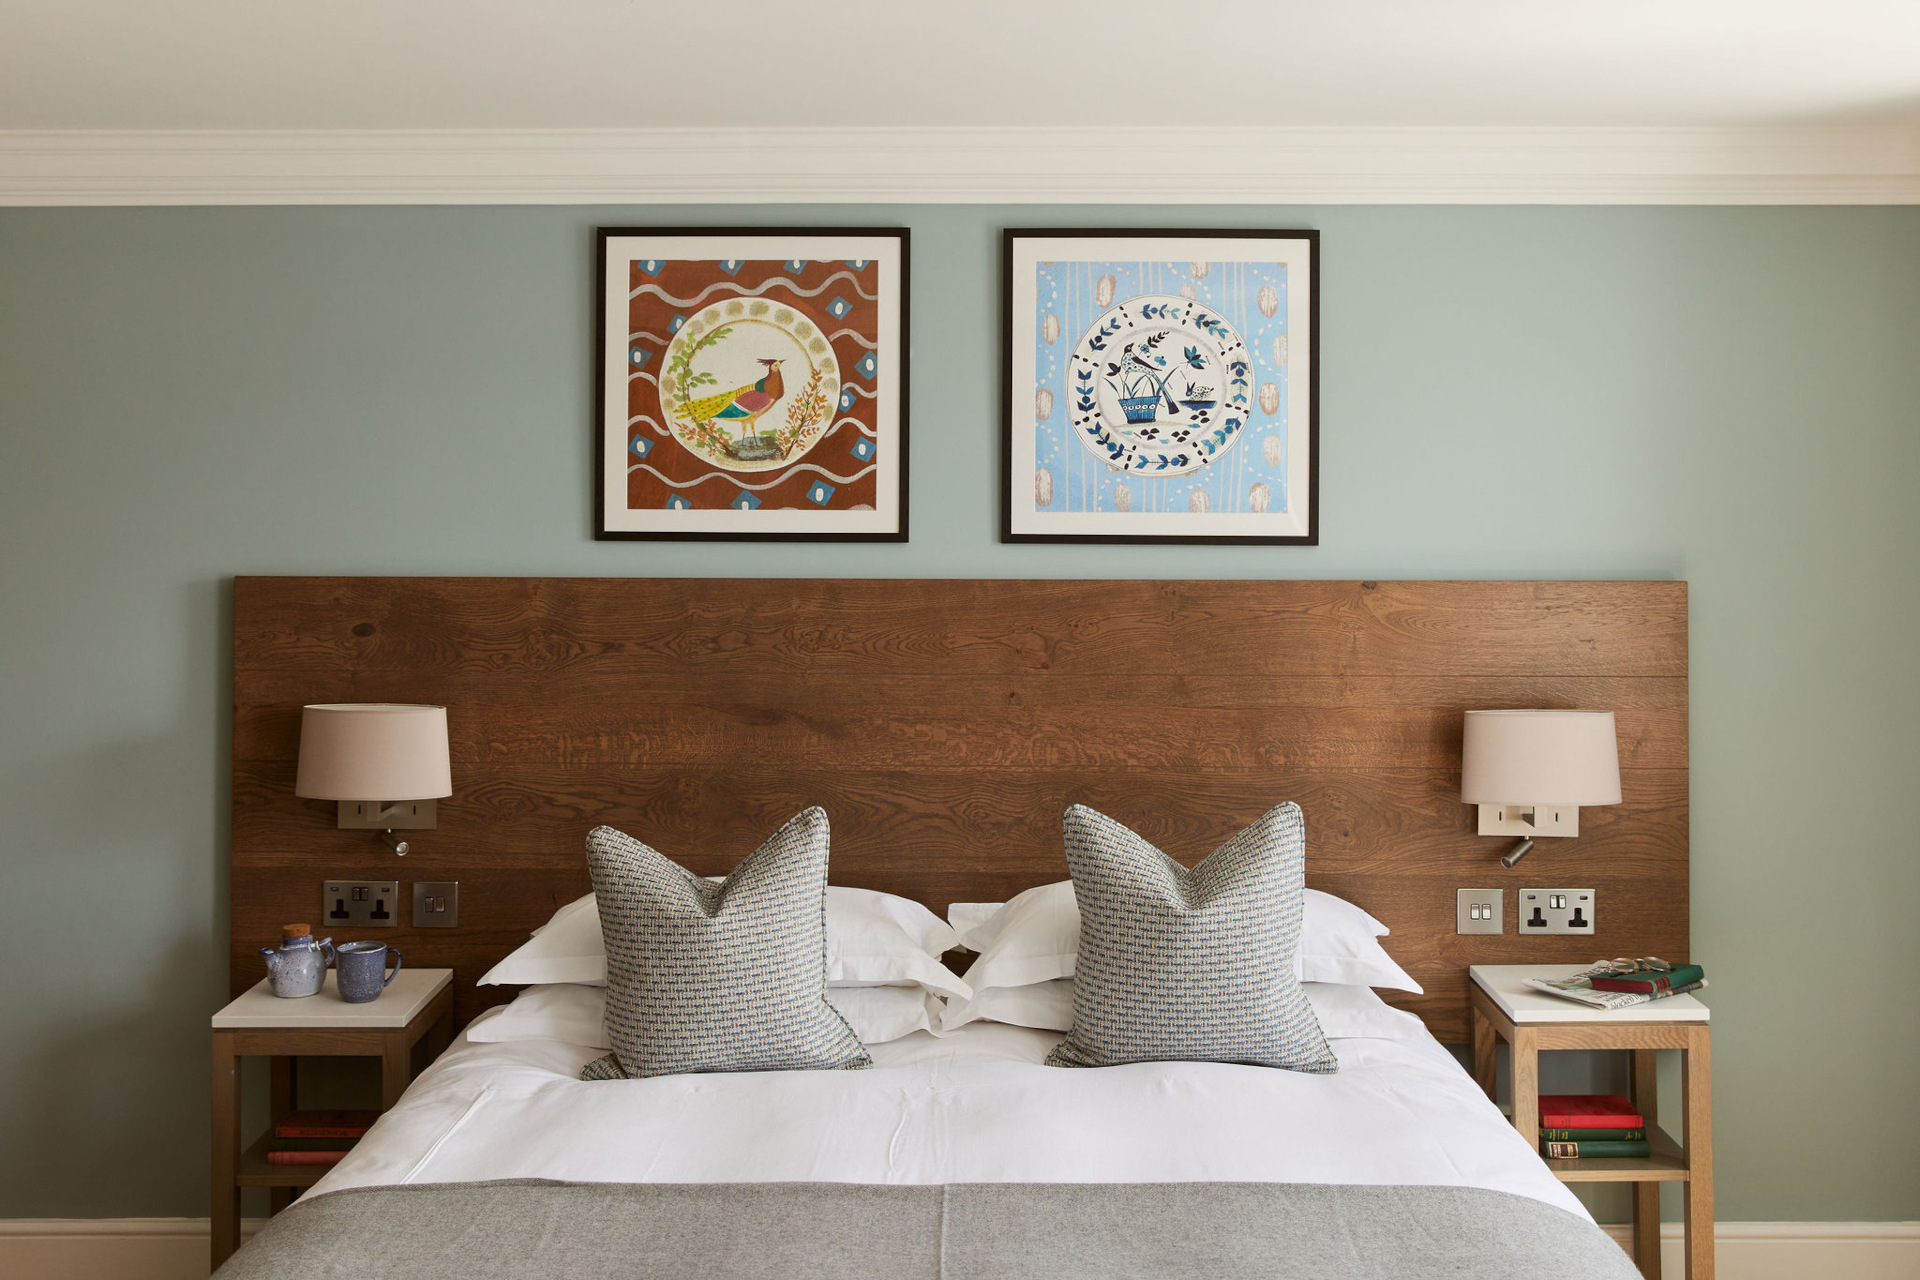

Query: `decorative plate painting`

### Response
(597, 229, 908, 540)
(1003, 230, 1317, 544)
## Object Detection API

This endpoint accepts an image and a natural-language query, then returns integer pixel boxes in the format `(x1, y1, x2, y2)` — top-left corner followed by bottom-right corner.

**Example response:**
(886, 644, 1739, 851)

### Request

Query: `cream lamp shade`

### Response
(295, 704, 452, 801)
(1460, 710, 1621, 806)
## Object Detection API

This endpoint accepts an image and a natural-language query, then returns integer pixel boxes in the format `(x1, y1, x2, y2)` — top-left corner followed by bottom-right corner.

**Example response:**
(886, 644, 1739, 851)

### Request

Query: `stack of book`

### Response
(266, 1109, 380, 1166)
(1538, 1095, 1650, 1159)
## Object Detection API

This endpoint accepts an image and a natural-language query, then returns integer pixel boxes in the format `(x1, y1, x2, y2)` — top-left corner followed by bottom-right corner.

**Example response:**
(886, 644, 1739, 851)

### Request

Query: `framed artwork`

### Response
(597, 227, 908, 540)
(1002, 228, 1317, 544)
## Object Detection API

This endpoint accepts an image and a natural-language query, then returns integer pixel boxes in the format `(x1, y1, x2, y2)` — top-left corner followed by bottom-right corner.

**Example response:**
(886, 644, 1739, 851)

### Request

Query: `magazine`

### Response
(1526, 967, 1708, 1010)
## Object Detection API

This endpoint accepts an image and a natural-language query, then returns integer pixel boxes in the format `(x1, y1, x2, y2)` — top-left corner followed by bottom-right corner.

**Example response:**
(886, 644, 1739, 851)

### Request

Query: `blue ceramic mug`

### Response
(335, 940, 403, 1003)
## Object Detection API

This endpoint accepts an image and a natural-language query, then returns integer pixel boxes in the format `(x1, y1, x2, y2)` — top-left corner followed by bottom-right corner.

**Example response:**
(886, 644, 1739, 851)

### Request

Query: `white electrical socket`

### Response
(1518, 888, 1594, 935)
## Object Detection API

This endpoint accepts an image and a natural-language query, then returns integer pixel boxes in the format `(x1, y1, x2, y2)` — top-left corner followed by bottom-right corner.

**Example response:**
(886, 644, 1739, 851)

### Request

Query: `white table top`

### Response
(212, 968, 452, 1029)
(1470, 964, 1709, 1024)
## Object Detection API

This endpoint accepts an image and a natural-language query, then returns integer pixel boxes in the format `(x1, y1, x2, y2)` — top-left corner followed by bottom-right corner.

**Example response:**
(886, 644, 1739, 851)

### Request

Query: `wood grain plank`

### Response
(232, 763, 1687, 875)
(235, 579, 1687, 681)
(233, 692, 1687, 773)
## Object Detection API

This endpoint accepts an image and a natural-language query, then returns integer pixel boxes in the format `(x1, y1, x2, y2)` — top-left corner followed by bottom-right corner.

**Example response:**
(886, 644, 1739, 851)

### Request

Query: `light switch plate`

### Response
(322, 880, 400, 928)
(1456, 888, 1504, 934)
(412, 881, 459, 928)
(1519, 888, 1595, 934)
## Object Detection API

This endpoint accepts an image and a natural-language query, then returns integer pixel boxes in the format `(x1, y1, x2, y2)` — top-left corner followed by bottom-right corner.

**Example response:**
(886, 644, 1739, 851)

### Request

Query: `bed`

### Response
(220, 577, 1687, 1278)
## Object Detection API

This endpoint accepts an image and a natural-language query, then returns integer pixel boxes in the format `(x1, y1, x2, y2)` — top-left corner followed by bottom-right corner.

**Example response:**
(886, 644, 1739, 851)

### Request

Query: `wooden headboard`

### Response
(232, 578, 1687, 1042)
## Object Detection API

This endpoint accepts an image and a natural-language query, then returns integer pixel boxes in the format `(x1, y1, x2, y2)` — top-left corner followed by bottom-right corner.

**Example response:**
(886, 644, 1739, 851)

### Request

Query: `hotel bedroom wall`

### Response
(0, 203, 1915, 1225)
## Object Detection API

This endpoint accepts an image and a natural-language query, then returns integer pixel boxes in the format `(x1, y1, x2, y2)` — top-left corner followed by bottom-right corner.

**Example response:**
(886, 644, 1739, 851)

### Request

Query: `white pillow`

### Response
(941, 978, 1074, 1033)
(951, 883, 1422, 995)
(467, 982, 610, 1047)
(480, 886, 971, 1000)
(465, 981, 939, 1049)
(939, 977, 1425, 1041)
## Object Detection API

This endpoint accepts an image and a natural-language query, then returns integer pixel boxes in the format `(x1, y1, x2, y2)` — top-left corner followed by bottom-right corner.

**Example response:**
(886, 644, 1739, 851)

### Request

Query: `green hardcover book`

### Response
(1541, 1139, 1652, 1160)
(1587, 965, 1705, 995)
(1541, 1127, 1647, 1142)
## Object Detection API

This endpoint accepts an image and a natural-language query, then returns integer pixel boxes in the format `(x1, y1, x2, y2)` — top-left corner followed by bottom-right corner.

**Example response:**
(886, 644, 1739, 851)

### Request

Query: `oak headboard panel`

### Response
(231, 578, 1687, 1042)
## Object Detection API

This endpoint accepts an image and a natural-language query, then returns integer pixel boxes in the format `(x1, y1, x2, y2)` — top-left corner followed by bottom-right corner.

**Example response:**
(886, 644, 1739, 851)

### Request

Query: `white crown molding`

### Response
(2, 125, 1918, 206)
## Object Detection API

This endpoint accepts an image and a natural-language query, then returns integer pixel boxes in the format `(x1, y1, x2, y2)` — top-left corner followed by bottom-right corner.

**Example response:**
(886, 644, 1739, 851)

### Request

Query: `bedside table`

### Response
(210, 968, 453, 1270)
(1470, 965, 1711, 1280)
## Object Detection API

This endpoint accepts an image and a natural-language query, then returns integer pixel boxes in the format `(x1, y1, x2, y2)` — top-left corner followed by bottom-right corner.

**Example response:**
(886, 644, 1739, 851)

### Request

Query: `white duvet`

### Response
(312, 1008, 1586, 1220)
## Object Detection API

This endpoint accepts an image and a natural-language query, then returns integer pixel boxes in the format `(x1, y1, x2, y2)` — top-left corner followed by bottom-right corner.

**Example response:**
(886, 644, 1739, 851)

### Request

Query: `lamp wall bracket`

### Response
(336, 799, 437, 830)
(1476, 803, 1578, 837)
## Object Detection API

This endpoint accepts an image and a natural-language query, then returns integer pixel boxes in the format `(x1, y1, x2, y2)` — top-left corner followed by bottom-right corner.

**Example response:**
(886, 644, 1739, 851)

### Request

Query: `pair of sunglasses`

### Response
(1583, 957, 1673, 977)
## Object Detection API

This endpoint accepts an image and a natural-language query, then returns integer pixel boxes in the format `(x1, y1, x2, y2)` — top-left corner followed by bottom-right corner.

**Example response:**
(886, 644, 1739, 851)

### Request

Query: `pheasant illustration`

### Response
(682, 358, 785, 439)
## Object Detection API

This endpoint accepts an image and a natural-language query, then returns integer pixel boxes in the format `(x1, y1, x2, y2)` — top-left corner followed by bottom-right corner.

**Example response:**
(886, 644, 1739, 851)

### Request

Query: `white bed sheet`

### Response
(311, 1007, 1585, 1220)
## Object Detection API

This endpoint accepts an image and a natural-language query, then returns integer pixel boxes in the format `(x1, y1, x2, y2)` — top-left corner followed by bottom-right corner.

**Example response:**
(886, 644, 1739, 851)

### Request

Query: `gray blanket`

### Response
(217, 1180, 1640, 1279)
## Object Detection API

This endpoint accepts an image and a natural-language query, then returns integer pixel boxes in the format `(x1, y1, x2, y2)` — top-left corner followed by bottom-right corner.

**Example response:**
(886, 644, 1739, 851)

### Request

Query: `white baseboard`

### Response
(3, 1216, 1915, 1279)
(1599, 1220, 1920, 1279)
(0, 1218, 262, 1280)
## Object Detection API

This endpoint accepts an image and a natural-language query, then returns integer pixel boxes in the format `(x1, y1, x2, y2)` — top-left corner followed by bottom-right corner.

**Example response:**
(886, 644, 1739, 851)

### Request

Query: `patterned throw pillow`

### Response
(1045, 803, 1337, 1074)
(581, 807, 872, 1080)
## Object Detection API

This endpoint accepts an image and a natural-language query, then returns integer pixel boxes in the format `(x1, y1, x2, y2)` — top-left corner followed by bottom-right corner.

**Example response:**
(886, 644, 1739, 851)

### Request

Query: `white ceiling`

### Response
(6, 0, 1920, 131)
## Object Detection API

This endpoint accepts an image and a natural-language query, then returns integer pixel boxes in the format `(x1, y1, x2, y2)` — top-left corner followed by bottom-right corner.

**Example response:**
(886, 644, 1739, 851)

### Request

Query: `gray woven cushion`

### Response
(1045, 803, 1337, 1074)
(580, 807, 872, 1080)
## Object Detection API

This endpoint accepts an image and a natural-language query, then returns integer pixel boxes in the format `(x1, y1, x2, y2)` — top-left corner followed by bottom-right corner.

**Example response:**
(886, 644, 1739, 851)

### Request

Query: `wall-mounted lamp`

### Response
(295, 704, 451, 856)
(1461, 710, 1620, 868)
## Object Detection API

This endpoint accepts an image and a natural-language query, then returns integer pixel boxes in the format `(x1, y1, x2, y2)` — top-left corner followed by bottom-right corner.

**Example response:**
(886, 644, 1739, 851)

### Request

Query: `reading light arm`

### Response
(1500, 837, 1535, 869)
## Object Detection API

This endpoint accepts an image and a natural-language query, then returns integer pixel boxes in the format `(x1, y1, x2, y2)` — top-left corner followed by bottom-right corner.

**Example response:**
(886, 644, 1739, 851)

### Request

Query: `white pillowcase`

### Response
(939, 977, 1425, 1041)
(467, 980, 943, 1049)
(468, 982, 610, 1047)
(950, 882, 1422, 996)
(479, 886, 972, 1000)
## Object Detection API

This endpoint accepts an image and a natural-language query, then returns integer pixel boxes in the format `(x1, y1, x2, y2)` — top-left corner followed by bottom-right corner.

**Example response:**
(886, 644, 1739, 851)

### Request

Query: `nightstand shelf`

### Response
(235, 1131, 332, 1189)
(1469, 965, 1712, 1280)
(1546, 1127, 1689, 1183)
(211, 968, 453, 1271)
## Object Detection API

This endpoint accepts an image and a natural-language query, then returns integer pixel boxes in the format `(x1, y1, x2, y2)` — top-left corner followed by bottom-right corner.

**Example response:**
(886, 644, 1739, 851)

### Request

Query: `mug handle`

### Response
(383, 949, 404, 987)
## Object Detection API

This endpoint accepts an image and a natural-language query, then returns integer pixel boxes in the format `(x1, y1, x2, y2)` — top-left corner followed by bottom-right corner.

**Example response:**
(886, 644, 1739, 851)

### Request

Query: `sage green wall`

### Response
(1, 204, 1915, 1222)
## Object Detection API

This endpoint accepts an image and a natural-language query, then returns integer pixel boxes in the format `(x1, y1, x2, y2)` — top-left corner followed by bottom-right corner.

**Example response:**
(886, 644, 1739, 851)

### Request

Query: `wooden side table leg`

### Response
(1682, 1029, 1714, 1279)
(1471, 1003, 1497, 1102)
(381, 1028, 411, 1110)
(1630, 1048, 1662, 1280)
(268, 1056, 294, 1216)
(210, 1032, 242, 1272)
(1508, 1027, 1539, 1141)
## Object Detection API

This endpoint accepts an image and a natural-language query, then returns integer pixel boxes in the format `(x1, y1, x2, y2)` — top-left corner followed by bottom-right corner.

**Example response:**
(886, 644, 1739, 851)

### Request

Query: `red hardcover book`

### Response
(274, 1110, 381, 1139)
(1538, 1095, 1644, 1130)
(265, 1150, 349, 1166)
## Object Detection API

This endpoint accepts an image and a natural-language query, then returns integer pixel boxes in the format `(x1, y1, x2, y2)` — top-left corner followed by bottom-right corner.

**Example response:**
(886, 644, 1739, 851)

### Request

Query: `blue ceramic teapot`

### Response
(261, 924, 334, 998)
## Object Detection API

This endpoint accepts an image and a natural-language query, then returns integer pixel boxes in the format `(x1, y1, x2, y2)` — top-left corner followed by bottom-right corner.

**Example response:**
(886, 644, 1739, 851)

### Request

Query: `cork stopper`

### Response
(282, 923, 311, 939)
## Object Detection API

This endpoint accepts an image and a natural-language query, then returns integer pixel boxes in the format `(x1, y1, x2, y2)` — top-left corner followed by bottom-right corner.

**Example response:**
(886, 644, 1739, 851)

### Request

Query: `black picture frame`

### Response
(1001, 227, 1318, 546)
(595, 226, 910, 542)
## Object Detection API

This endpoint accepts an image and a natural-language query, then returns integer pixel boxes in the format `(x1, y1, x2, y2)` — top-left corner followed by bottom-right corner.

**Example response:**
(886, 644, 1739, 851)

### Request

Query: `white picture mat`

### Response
(1008, 235, 1312, 539)
(601, 234, 903, 535)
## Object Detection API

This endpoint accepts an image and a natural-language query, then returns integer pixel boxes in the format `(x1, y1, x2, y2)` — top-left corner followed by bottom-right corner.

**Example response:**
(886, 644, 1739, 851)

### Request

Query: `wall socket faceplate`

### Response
(323, 880, 400, 928)
(412, 881, 459, 928)
(1456, 888, 1504, 934)
(1519, 888, 1595, 934)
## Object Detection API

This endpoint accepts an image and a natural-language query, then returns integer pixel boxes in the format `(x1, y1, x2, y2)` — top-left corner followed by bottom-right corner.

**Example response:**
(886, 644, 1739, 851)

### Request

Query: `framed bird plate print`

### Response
(597, 227, 908, 540)
(1002, 228, 1317, 545)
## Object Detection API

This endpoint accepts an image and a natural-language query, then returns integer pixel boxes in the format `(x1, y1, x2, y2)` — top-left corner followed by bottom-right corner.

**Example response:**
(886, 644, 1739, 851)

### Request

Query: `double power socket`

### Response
(322, 880, 460, 929)
(1456, 887, 1595, 935)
